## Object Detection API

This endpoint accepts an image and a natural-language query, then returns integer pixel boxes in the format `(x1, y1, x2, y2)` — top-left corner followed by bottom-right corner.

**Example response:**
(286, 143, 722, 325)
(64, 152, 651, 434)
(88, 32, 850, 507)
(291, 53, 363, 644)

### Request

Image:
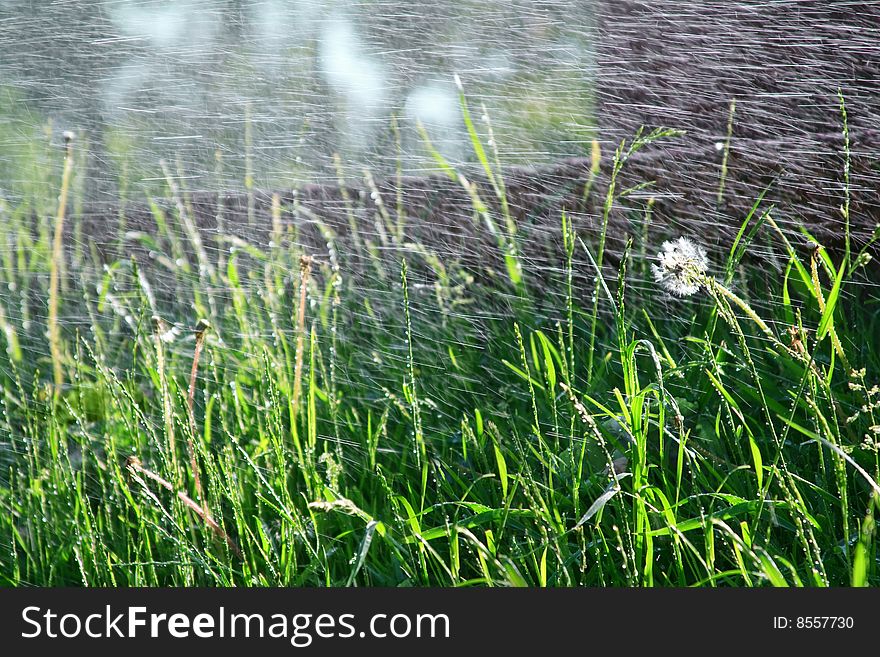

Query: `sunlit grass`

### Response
(0, 91, 878, 588)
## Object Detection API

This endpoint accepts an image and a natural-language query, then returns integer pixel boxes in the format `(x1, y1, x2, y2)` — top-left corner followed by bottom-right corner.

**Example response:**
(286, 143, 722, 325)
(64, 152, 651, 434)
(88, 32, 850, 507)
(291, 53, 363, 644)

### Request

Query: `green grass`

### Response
(1, 94, 879, 588)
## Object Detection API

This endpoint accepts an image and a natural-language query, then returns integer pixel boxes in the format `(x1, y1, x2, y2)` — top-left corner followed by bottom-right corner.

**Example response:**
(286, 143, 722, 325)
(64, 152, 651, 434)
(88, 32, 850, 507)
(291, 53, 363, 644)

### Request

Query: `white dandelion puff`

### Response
(649, 237, 821, 367)
(651, 237, 709, 297)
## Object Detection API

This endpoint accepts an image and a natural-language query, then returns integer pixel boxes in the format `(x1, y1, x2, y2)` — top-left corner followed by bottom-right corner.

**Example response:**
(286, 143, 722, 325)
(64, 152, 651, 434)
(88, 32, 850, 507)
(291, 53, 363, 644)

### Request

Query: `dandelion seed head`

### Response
(651, 237, 709, 297)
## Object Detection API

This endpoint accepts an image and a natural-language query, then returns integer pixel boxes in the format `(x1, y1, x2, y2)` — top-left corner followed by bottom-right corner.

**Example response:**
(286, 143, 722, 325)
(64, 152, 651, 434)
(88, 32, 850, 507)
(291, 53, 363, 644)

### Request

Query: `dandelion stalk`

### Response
(187, 319, 210, 508)
(48, 131, 75, 397)
(126, 456, 241, 558)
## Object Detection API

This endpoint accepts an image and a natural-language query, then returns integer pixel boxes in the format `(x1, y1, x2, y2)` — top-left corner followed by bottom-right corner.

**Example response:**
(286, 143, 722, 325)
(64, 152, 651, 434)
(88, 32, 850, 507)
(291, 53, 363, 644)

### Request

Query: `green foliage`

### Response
(1, 97, 879, 589)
